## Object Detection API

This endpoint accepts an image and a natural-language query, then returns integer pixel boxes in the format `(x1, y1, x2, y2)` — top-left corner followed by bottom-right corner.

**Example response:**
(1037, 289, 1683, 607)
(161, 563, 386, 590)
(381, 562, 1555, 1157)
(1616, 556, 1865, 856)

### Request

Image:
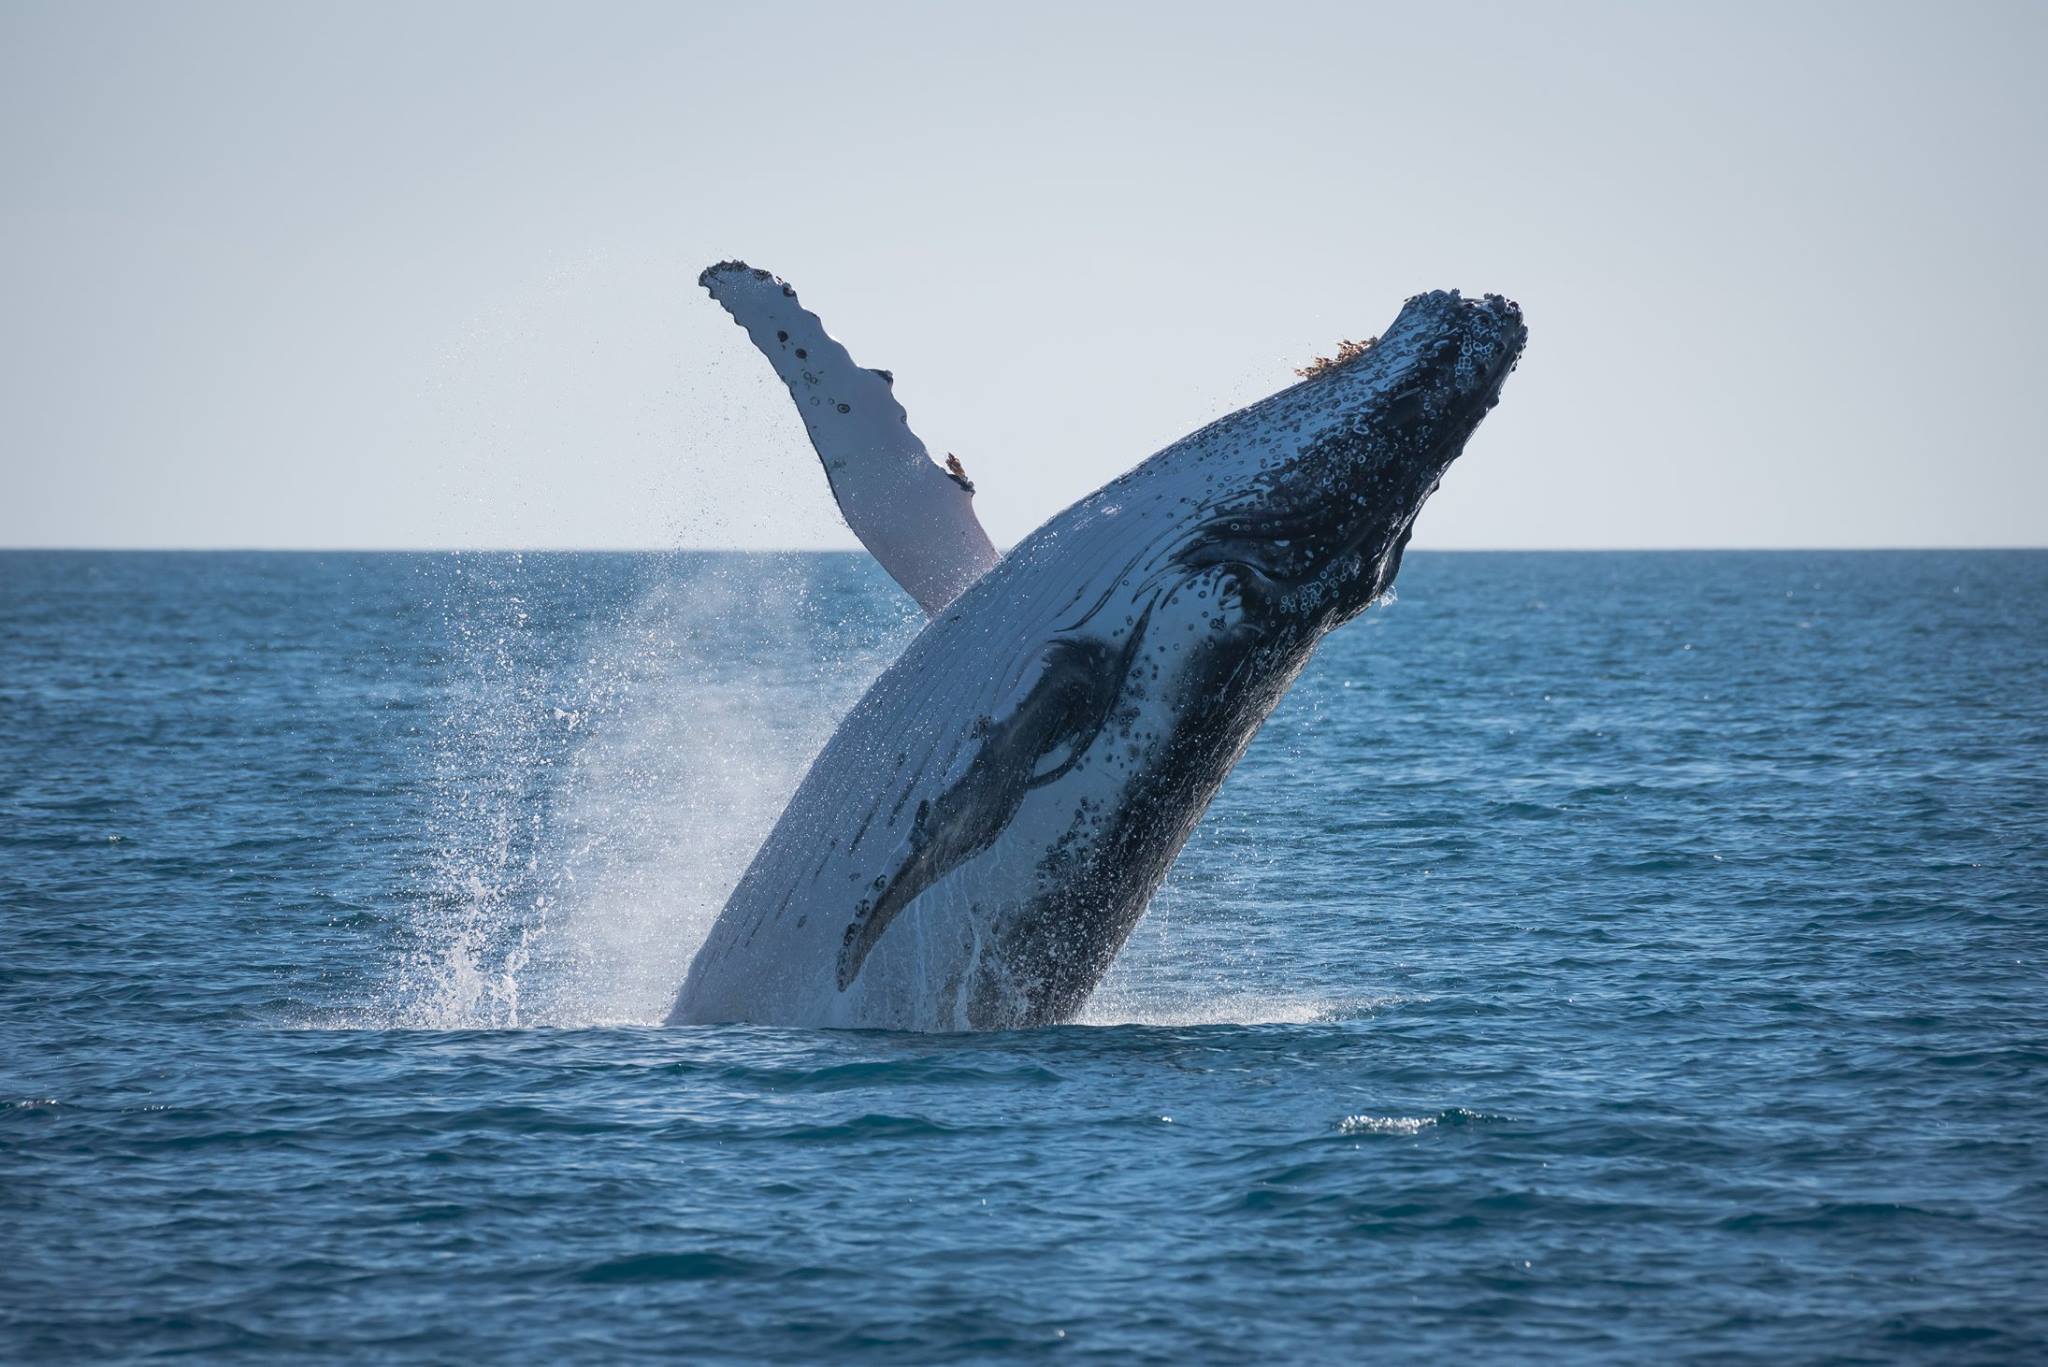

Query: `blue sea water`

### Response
(2, 549, 2044, 1362)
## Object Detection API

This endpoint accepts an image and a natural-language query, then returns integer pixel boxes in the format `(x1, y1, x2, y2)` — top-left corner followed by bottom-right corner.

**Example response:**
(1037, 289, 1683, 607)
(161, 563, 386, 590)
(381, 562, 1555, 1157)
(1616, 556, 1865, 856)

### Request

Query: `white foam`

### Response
(1338, 1114, 1436, 1136)
(1074, 990, 1404, 1028)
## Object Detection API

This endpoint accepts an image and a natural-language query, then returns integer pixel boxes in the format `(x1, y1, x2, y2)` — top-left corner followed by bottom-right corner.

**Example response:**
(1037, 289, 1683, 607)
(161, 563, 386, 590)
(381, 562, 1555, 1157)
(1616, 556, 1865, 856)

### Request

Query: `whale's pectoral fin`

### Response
(700, 261, 1001, 616)
(836, 619, 1149, 990)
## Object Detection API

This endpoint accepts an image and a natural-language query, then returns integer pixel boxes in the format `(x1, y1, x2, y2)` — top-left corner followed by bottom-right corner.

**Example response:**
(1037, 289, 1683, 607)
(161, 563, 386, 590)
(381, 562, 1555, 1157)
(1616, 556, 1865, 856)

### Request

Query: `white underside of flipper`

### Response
(701, 261, 1000, 615)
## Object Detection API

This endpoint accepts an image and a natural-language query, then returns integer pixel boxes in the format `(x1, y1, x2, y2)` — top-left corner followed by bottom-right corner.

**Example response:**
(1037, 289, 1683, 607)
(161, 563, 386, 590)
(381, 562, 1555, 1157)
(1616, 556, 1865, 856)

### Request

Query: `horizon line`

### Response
(4, 544, 2046, 556)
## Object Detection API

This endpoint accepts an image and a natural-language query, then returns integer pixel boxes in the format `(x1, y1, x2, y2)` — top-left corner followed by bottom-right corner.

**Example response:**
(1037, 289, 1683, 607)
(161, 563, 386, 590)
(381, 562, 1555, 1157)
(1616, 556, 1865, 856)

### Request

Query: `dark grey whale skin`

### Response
(672, 291, 1526, 1030)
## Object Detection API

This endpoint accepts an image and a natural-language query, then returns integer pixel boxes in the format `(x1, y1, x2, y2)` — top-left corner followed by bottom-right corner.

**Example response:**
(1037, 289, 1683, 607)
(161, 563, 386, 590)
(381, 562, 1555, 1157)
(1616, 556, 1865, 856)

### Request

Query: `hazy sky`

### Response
(3, 1, 2043, 550)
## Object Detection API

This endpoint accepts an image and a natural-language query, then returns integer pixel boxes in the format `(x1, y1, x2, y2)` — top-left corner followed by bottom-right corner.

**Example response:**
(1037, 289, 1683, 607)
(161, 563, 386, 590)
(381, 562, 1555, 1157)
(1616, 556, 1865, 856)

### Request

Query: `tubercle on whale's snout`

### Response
(1391, 291, 1526, 373)
(1414, 293, 1527, 418)
(1396, 288, 1524, 332)
(1299, 290, 1525, 415)
(1185, 291, 1525, 629)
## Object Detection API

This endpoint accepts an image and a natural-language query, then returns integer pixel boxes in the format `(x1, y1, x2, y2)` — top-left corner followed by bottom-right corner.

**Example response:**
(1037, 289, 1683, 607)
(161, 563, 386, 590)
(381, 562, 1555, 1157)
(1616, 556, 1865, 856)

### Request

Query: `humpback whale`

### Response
(671, 263, 1524, 1029)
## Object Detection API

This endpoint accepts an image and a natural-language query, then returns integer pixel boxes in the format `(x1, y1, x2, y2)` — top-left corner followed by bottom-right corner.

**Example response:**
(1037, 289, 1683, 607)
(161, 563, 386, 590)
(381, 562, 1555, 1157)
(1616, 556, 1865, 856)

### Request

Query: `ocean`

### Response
(2, 549, 2043, 1361)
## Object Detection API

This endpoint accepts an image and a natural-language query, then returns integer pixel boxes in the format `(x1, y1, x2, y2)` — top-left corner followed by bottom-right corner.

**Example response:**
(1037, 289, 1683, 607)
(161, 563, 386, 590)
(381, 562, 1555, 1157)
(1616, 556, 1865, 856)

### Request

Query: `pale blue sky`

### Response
(2, 1, 2043, 549)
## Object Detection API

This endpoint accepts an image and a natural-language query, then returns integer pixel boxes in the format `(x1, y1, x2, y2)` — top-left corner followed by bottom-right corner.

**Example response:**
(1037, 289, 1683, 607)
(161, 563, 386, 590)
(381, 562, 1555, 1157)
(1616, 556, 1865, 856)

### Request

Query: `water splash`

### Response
(383, 551, 915, 1028)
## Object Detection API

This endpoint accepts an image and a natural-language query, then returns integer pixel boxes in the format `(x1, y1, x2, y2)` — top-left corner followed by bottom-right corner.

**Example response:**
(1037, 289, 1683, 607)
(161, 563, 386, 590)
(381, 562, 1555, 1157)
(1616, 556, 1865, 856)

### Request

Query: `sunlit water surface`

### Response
(3, 550, 2044, 1361)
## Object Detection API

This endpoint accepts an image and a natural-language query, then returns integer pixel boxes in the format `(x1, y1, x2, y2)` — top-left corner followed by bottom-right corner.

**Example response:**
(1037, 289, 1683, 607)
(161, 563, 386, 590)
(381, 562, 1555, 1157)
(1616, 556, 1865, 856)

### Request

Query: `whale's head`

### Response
(1175, 289, 1525, 637)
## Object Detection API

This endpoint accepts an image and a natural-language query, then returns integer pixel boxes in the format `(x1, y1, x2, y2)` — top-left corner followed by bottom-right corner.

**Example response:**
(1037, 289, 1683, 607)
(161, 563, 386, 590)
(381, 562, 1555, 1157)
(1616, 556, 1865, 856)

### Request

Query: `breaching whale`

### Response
(671, 262, 1524, 1029)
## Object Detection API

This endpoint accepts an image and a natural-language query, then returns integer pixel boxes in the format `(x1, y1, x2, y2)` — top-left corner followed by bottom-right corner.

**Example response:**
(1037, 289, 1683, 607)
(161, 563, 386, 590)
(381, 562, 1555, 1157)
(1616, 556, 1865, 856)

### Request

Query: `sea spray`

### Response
(389, 551, 918, 1027)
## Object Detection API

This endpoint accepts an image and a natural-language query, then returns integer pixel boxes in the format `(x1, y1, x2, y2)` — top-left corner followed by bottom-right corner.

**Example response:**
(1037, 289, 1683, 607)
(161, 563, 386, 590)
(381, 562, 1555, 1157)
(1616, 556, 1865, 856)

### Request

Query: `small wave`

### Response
(1339, 1107, 1504, 1136)
(713, 1060, 1064, 1093)
(574, 1252, 768, 1284)
(754, 1112, 960, 1142)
